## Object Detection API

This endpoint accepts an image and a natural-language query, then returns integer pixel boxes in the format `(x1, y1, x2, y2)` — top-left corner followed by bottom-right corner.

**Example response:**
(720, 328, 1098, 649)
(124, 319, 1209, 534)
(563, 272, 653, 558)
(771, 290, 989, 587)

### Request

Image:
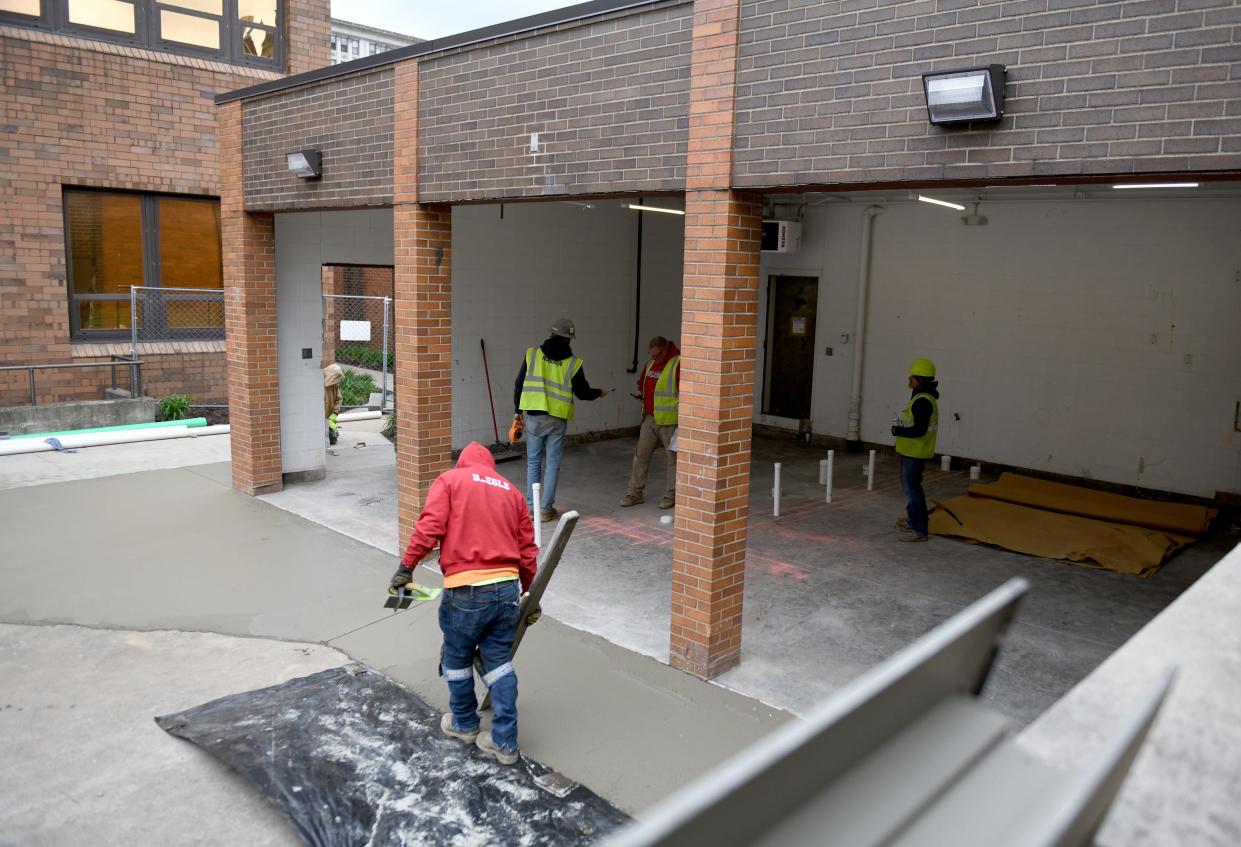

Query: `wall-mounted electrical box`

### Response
(761, 220, 802, 254)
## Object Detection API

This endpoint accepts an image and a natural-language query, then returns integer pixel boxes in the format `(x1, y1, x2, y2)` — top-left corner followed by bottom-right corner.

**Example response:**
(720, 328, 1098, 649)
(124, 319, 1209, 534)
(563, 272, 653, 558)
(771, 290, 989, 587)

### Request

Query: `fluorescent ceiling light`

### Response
(1112, 182, 1199, 189)
(917, 195, 967, 211)
(625, 203, 685, 216)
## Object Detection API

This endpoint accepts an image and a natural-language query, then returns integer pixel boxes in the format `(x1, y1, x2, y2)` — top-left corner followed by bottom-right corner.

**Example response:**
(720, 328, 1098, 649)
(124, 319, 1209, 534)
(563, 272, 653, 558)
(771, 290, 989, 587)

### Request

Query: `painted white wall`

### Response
(274, 209, 394, 475)
(756, 196, 1241, 498)
(450, 200, 684, 448)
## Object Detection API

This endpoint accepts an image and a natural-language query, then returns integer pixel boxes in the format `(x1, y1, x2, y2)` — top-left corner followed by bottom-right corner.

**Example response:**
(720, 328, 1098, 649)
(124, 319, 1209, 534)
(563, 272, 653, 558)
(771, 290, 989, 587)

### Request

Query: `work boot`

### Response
(895, 516, 908, 530)
(659, 496, 675, 509)
(897, 530, 928, 543)
(476, 731, 520, 766)
(540, 506, 559, 523)
(619, 494, 644, 507)
(440, 712, 479, 743)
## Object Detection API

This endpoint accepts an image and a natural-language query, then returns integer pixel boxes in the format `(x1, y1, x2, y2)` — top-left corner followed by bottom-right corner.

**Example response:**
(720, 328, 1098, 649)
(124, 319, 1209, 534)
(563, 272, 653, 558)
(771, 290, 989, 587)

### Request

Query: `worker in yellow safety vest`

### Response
(620, 336, 681, 510)
(513, 318, 609, 523)
(891, 357, 940, 542)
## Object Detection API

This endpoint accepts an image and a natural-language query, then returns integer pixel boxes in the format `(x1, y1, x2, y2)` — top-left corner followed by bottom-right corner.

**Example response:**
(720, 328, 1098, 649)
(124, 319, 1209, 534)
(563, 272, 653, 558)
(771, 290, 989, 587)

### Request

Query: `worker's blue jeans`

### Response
(524, 414, 567, 512)
(900, 455, 929, 537)
(439, 580, 521, 752)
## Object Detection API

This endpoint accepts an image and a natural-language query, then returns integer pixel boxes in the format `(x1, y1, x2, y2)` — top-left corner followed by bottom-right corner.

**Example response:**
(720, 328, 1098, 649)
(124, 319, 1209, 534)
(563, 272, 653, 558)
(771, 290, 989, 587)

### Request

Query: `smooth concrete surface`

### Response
(0, 432, 230, 491)
(0, 460, 786, 826)
(0, 397, 157, 436)
(261, 432, 1227, 727)
(1018, 541, 1241, 846)
(0, 623, 342, 847)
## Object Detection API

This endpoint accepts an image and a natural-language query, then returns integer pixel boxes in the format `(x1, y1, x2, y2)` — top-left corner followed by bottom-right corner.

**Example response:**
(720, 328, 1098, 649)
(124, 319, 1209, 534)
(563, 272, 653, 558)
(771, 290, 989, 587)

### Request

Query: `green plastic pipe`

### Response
(10, 417, 209, 441)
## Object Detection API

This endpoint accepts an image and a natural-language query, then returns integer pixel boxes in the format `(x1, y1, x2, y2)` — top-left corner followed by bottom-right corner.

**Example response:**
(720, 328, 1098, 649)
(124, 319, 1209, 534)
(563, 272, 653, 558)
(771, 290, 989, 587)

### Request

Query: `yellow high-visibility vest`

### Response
(895, 392, 938, 459)
(519, 347, 583, 420)
(651, 355, 679, 426)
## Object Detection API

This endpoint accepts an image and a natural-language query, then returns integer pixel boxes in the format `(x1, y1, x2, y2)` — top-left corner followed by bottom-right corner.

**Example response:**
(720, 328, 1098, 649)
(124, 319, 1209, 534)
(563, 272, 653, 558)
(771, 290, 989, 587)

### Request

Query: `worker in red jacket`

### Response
(388, 442, 539, 765)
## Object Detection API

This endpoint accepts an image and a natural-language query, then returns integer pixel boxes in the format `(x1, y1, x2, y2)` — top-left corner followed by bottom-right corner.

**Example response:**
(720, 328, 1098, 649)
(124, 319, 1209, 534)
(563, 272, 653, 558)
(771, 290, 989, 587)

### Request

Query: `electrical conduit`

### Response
(846, 205, 885, 450)
(0, 424, 230, 456)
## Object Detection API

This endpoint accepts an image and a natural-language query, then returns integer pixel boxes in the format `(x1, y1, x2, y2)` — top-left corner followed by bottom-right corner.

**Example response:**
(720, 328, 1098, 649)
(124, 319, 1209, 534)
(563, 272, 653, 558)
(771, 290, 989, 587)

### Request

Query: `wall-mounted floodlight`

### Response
(917, 195, 966, 211)
(922, 65, 1006, 125)
(1112, 182, 1199, 189)
(286, 150, 322, 179)
(624, 203, 685, 216)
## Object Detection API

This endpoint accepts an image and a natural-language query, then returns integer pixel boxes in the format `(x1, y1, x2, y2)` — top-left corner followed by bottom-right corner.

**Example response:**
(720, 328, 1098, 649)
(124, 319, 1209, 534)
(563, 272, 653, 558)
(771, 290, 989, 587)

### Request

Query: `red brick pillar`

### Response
(393, 60, 453, 545)
(220, 100, 282, 496)
(670, 0, 761, 679)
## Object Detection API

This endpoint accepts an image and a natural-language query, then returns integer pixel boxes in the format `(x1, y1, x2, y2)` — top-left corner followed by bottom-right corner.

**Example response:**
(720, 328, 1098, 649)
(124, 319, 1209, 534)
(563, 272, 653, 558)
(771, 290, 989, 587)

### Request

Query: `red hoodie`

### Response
(400, 442, 538, 592)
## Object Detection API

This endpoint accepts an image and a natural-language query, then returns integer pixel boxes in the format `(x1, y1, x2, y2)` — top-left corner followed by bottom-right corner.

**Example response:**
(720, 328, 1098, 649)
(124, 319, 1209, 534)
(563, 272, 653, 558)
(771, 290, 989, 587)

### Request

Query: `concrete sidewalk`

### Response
(0, 461, 786, 841)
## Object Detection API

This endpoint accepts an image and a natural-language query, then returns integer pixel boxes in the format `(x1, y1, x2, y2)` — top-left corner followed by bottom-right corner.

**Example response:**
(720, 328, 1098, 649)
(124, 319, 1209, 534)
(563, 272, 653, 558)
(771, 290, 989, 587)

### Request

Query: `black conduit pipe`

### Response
(627, 200, 644, 374)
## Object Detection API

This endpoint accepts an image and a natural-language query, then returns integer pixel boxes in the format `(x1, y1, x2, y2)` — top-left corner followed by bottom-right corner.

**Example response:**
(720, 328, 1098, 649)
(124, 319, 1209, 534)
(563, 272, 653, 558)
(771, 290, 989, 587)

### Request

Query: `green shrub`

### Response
(339, 369, 376, 407)
(335, 345, 393, 371)
(157, 394, 192, 421)
(381, 413, 396, 444)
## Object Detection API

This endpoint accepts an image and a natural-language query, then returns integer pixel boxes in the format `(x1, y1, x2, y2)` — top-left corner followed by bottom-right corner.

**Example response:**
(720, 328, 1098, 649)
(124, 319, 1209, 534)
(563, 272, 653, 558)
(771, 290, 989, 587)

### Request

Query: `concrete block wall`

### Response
(733, 0, 1241, 186)
(417, 1, 693, 202)
(273, 209, 395, 475)
(757, 195, 1241, 498)
(450, 200, 684, 449)
(242, 68, 395, 211)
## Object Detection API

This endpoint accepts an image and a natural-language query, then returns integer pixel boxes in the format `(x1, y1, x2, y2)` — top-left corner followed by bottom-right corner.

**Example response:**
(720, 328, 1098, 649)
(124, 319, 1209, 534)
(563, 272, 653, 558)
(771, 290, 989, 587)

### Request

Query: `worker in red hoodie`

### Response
(619, 336, 680, 509)
(388, 442, 538, 766)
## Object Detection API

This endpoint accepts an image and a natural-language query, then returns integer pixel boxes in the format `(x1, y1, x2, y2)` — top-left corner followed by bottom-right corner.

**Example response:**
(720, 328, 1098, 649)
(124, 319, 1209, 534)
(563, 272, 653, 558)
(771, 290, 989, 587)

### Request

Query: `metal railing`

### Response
(0, 356, 144, 406)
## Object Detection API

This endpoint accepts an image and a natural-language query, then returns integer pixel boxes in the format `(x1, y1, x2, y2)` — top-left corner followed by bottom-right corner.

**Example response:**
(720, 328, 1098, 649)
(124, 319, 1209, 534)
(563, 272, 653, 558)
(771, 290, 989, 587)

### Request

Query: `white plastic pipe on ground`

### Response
(825, 450, 834, 504)
(773, 462, 782, 518)
(0, 424, 230, 457)
(867, 450, 876, 492)
(532, 483, 542, 547)
(337, 410, 383, 423)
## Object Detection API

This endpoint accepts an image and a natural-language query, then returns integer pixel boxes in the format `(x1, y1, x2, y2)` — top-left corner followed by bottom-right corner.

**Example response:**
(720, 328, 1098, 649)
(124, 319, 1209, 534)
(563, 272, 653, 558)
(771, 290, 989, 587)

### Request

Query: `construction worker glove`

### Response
(389, 566, 414, 593)
(524, 603, 543, 627)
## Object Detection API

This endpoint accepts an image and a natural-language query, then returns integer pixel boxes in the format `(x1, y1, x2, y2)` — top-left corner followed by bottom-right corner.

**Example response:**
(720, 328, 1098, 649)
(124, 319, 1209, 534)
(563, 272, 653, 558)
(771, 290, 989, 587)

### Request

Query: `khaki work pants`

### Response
(626, 414, 677, 501)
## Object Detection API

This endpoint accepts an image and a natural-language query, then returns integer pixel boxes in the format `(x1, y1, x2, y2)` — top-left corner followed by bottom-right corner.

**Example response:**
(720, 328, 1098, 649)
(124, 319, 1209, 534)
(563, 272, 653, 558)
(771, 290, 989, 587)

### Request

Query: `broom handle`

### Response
(481, 338, 501, 443)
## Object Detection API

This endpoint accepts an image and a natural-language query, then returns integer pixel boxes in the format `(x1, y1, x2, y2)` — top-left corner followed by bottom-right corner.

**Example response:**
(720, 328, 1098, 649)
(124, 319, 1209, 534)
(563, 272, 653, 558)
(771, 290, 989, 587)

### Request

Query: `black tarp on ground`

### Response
(155, 665, 629, 847)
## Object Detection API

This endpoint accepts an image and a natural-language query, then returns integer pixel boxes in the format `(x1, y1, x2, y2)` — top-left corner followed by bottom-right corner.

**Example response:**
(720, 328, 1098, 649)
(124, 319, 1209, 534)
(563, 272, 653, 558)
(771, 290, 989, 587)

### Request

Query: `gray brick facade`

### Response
(416, 2, 693, 202)
(733, 0, 1241, 187)
(242, 68, 394, 211)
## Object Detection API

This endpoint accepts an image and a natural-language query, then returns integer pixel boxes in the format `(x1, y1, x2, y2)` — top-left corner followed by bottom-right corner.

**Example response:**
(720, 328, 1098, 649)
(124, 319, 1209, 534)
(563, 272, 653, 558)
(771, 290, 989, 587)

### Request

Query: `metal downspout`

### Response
(846, 205, 885, 449)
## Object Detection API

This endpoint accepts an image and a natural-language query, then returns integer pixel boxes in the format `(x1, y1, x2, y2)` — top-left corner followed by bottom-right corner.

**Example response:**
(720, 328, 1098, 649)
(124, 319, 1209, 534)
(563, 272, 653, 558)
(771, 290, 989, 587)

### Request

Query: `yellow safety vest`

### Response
(519, 347, 583, 421)
(651, 355, 679, 426)
(895, 392, 938, 459)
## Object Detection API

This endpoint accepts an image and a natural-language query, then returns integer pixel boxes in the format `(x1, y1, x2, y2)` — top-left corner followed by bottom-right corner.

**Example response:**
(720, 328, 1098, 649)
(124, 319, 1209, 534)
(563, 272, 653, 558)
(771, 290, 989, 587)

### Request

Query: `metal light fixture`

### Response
(922, 65, 1006, 125)
(286, 150, 322, 179)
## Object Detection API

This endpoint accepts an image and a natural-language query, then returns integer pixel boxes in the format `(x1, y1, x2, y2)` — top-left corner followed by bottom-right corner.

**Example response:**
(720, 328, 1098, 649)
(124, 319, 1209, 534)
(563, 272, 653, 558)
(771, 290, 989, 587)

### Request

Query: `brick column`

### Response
(670, 0, 761, 679)
(393, 60, 454, 544)
(220, 100, 282, 496)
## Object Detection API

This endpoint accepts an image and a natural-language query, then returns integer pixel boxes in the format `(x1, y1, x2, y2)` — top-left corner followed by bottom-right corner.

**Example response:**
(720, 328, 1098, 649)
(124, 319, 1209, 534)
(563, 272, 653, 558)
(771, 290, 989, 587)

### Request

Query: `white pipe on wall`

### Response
(846, 205, 885, 445)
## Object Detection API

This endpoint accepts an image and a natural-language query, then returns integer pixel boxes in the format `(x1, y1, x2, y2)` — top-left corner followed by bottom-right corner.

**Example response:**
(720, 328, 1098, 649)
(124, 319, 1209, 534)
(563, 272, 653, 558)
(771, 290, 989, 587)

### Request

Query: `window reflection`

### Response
(241, 24, 274, 58)
(0, 0, 42, 16)
(161, 10, 220, 48)
(68, 0, 135, 32)
(236, 0, 273, 25)
(157, 197, 222, 290)
(66, 191, 143, 298)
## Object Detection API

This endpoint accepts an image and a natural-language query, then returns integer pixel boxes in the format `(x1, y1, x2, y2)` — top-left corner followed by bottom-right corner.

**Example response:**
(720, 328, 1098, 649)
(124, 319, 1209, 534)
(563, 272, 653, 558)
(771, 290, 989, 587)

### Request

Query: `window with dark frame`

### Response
(0, 0, 283, 68)
(64, 188, 223, 341)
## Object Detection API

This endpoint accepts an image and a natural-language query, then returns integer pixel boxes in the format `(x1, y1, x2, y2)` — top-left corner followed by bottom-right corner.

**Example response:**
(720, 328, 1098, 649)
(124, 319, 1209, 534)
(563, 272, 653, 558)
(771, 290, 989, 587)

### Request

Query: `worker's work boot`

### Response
(619, 494, 644, 507)
(540, 506, 559, 523)
(440, 712, 479, 743)
(895, 516, 908, 530)
(476, 731, 520, 766)
(897, 530, 928, 543)
(659, 496, 675, 509)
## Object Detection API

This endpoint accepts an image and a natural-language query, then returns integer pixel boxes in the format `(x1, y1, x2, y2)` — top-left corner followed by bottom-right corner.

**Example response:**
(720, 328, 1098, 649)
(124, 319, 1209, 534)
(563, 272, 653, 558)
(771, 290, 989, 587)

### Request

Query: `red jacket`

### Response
(400, 442, 538, 592)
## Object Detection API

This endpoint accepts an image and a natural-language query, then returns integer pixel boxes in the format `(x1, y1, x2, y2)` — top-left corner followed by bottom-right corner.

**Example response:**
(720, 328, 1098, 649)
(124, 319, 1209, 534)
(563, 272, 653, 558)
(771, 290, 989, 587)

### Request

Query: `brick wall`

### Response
(241, 68, 395, 211)
(416, 1, 694, 202)
(733, 0, 1241, 186)
(287, 0, 332, 76)
(0, 4, 327, 407)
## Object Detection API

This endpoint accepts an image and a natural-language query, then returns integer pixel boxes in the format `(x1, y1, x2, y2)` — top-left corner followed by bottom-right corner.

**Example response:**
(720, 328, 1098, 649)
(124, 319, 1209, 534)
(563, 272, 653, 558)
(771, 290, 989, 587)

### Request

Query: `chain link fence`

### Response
(129, 286, 225, 349)
(324, 293, 393, 412)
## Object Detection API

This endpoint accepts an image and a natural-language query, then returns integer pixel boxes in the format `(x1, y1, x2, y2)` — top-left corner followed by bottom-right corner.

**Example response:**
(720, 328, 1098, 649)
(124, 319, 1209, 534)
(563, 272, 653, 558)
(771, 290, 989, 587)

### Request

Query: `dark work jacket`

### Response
(892, 380, 940, 438)
(513, 336, 603, 416)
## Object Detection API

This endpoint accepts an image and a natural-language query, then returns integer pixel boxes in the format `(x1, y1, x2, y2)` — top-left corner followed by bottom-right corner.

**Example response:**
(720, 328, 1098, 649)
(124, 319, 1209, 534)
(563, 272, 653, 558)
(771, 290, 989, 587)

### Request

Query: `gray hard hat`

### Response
(550, 318, 576, 339)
